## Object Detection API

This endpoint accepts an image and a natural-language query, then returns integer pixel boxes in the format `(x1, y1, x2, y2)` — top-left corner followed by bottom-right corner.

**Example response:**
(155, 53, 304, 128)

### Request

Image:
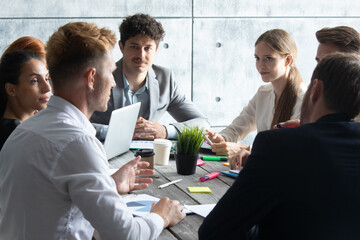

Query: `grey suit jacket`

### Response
(90, 59, 209, 139)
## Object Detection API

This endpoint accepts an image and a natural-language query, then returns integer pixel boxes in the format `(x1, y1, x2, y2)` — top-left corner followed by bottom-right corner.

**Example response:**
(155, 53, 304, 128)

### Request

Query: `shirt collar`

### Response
(48, 96, 96, 136)
(122, 72, 149, 93)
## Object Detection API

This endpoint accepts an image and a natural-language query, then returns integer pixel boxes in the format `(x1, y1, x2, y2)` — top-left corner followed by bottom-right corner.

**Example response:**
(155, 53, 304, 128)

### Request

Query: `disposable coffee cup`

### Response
(153, 139, 172, 166)
(134, 149, 155, 169)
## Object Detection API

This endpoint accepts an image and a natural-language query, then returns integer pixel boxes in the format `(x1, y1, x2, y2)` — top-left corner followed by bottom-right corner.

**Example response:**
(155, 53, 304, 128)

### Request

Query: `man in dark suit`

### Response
(91, 14, 209, 140)
(276, 26, 360, 130)
(199, 52, 360, 240)
(315, 26, 360, 63)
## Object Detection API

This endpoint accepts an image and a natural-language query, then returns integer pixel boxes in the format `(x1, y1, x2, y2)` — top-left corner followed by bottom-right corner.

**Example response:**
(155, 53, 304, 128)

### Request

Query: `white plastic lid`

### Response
(153, 139, 172, 147)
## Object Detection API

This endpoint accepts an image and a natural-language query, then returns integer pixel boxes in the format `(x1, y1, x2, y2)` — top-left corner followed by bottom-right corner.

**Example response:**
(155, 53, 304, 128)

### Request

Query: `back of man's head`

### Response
(119, 13, 165, 47)
(46, 22, 117, 91)
(316, 26, 360, 54)
(311, 52, 360, 119)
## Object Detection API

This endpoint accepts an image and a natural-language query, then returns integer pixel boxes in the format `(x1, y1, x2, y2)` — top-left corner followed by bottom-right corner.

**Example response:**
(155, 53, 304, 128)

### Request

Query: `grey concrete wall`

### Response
(1, 0, 360, 127)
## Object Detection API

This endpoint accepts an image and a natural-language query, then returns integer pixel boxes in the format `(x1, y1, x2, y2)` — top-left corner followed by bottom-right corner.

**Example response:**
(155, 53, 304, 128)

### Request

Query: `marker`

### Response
(204, 135, 213, 146)
(276, 123, 298, 129)
(200, 172, 219, 182)
(201, 156, 228, 161)
(158, 179, 182, 189)
(197, 159, 205, 166)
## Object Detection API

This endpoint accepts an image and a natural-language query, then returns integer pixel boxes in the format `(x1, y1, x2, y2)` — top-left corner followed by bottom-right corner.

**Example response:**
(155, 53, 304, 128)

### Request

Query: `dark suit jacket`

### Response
(90, 59, 209, 137)
(199, 114, 360, 240)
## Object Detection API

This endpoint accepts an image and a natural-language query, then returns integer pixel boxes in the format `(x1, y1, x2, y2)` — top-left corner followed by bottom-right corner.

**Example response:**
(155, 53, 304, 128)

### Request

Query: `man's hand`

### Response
(211, 142, 250, 158)
(133, 117, 167, 140)
(273, 119, 300, 129)
(150, 197, 186, 228)
(111, 156, 154, 194)
(229, 149, 251, 170)
(206, 130, 226, 144)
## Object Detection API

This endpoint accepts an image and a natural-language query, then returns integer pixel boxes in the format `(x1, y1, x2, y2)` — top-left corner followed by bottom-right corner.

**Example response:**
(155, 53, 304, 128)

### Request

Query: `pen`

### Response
(276, 123, 298, 128)
(200, 172, 219, 182)
(201, 156, 228, 161)
(204, 135, 213, 146)
(158, 179, 183, 189)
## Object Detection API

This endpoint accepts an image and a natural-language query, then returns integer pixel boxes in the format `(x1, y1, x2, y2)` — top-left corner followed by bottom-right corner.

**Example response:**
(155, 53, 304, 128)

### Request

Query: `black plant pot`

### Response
(175, 152, 199, 175)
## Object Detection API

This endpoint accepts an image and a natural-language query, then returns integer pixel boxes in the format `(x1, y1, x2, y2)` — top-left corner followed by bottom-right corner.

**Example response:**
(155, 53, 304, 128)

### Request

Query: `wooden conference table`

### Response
(108, 149, 236, 240)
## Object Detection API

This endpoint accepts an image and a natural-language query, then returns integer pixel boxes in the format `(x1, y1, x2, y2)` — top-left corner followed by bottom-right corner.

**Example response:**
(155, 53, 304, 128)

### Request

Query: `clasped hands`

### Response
(133, 117, 167, 140)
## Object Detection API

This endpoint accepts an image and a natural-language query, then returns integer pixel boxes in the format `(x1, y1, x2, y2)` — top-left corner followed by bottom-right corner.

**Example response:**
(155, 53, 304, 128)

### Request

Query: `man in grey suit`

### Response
(91, 14, 209, 140)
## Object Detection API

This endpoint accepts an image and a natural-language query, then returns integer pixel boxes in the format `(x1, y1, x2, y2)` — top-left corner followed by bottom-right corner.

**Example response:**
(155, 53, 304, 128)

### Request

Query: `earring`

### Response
(90, 88, 94, 92)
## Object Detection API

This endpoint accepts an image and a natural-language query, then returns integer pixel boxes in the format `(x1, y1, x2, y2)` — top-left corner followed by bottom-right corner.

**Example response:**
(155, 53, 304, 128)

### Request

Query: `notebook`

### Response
(103, 102, 141, 159)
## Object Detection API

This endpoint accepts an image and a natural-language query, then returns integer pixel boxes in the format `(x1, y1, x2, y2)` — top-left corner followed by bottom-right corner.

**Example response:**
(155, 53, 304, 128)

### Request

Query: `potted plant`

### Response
(175, 126, 205, 175)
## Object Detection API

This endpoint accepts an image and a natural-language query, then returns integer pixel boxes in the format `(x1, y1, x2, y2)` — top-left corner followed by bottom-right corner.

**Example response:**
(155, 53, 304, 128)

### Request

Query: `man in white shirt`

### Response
(0, 22, 185, 240)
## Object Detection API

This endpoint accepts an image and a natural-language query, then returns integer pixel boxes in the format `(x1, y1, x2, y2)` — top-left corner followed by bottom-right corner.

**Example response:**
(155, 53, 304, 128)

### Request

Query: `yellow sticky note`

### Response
(188, 187, 212, 193)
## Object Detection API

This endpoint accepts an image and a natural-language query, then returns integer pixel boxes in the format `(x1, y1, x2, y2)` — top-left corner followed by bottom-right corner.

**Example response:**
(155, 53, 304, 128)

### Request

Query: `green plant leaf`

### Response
(176, 126, 205, 155)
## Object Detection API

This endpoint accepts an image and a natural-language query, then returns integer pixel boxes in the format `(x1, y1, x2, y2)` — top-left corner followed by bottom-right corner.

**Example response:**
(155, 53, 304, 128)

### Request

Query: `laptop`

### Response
(103, 102, 141, 159)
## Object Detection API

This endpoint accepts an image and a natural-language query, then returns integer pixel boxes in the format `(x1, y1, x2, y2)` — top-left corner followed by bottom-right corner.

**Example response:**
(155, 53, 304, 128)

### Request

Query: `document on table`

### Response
(130, 140, 177, 151)
(122, 194, 193, 217)
(130, 141, 154, 149)
(184, 204, 216, 218)
(109, 168, 119, 175)
(200, 141, 212, 150)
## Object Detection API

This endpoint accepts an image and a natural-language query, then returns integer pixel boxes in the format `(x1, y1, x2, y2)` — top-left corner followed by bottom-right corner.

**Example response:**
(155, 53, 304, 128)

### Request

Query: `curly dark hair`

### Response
(119, 13, 165, 46)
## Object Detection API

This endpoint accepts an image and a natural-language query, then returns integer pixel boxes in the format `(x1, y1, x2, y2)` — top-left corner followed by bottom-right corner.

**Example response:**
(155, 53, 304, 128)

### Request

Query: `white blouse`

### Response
(220, 83, 306, 142)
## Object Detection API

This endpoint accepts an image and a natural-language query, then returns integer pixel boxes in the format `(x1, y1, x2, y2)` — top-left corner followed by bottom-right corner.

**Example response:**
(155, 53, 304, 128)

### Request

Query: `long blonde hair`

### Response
(255, 29, 303, 127)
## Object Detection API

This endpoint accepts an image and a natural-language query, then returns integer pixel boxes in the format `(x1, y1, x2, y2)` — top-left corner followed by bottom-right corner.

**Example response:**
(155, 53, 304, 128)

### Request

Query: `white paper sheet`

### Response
(109, 168, 119, 175)
(184, 204, 216, 218)
(130, 141, 154, 149)
(200, 141, 212, 150)
(122, 194, 193, 217)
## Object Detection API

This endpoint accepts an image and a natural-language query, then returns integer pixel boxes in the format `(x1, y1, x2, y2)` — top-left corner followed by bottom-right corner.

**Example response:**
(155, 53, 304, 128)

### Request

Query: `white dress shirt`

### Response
(220, 83, 306, 142)
(0, 96, 164, 240)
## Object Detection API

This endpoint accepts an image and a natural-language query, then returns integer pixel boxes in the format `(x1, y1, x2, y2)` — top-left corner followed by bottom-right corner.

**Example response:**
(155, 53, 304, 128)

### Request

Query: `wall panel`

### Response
(0, 0, 192, 18)
(1, 0, 360, 128)
(194, 0, 360, 17)
(193, 18, 360, 126)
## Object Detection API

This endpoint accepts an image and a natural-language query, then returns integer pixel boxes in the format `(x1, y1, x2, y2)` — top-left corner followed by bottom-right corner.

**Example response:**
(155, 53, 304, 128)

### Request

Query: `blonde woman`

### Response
(207, 29, 306, 167)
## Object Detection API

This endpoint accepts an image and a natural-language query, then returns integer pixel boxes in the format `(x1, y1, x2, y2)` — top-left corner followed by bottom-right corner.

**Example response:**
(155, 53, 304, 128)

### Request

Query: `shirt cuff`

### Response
(141, 212, 164, 239)
(164, 124, 177, 139)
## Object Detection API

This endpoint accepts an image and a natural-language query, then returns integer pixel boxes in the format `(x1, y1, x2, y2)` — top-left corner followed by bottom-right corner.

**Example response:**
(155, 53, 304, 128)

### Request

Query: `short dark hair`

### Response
(119, 13, 165, 46)
(311, 52, 360, 118)
(316, 26, 360, 54)
(0, 51, 43, 117)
